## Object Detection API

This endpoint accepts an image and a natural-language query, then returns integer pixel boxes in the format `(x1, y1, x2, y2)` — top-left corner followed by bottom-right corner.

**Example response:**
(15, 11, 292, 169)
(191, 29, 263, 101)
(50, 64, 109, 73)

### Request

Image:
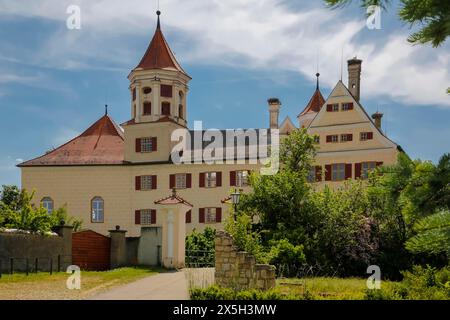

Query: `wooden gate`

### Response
(72, 230, 111, 271)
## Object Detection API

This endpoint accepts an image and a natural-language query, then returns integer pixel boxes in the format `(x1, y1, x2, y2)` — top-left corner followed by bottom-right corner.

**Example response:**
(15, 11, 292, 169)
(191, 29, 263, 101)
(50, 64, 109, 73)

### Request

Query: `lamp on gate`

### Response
(230, 188, 241, 220)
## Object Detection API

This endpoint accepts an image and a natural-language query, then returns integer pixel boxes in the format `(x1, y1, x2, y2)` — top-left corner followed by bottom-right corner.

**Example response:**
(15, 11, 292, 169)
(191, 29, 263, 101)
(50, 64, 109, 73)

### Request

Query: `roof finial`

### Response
(156, 10, 161, 29)
(316, 72, 320, 90)
(105, 104, 108, 115)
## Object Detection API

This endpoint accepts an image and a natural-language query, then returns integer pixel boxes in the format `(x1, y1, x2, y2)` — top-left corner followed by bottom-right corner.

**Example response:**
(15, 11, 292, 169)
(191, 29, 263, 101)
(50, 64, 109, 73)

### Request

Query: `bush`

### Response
(266, 239, 306, 277)
(190, 285, 301, 300)
(185, 227, 216, 252)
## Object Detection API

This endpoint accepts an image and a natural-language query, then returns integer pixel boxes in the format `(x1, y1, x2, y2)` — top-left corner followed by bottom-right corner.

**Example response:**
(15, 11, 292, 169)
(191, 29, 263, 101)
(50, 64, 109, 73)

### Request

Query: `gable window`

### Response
(162, 102, 171, 116)
(205, 172, 217, 188)
(41, 197, 54, 214)
(313, 135, 320, 144)
(360, 132, 374, 141)
(143, 102, 152, 115)
(332, 104, 339, 112)
(341, 134, 353, 142)
(205, 208, 217, 224)
(160, 84, 173, 98)
(236, 170, 249, 187)
(91, 197, 104, 223)
(141, 175, 153, 190)
(332, 164, 345, 181)
(326, 135, 339, 143)
(342, 103, 353, 111)
(361, 162, 377, 179)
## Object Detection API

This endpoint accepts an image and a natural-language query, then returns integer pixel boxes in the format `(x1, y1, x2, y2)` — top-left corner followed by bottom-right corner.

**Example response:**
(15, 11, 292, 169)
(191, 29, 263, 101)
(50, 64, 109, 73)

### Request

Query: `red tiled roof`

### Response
(135, 14, 189, 77)
(19, 115, 124, 166)
(155, 190, 193, 207)
(298, 89, 325, 117)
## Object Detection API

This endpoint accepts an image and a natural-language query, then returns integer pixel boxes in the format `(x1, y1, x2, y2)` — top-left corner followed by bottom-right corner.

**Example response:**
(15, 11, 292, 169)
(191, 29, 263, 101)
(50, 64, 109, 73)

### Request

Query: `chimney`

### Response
(372, 112, 383, 130)
(347, 57, 362, 102)
(268, 98, 281, 129)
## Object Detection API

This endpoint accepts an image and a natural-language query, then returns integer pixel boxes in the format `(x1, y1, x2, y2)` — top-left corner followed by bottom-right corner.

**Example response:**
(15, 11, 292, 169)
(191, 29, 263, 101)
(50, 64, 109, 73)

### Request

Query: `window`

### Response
(132, 88, 136, 101)
(332, 104, 339, 112)
(342, 103, 353, 111)
(160, 84, 173, 98)
(332, 164, 345, 181)
(143, 102, 151, 115)
(41, 197, 54, 214)
(307, 168, 316, 183)
(341, 134, 353, 142)
(178, 104, 183, 119)
(91, 197, 104, 223)
(205, 172, 217, 188)
(141, 209, 153, 225)
(176, 174, 187, 189)
(162, 102, 171, 116)
(360, 132, 373, 141)
(141, 175, 153, 190)
(313, 135, 320, 144)
(205, 208, 217, 224)
(143, 87, 152, 95)
(327, 135, 339, 143)
(361, 162, 377, 179)
(236, 170, 249, 187)
(141, 137, 154, 152)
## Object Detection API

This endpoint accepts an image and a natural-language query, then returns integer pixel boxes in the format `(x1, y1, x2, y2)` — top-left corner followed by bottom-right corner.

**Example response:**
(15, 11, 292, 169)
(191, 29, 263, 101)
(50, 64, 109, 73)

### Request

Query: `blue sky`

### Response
(0, 0, 449, 186)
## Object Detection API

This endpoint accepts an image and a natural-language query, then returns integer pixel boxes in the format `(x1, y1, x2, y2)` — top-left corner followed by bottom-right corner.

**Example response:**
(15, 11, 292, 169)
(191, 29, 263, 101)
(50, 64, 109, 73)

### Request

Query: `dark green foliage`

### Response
(190, 285, 300, 300)
(185, 227, 216, 252)
(266, 239, 306, 277)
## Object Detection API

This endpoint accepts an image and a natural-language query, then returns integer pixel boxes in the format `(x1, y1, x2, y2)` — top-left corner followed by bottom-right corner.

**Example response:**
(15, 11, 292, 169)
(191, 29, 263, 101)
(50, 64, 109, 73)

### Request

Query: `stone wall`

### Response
(215, 231, 276, 291)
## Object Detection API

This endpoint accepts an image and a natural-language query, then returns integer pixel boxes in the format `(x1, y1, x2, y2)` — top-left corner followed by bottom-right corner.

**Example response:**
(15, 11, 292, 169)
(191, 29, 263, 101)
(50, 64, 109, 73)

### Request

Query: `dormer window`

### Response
(143, 87, 152, 95)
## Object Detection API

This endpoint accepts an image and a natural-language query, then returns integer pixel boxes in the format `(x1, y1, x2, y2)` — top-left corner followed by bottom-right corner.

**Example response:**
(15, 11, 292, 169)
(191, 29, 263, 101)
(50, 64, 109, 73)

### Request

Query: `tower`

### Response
(347, 57, 362, 102)
(127, 10, 191, 127)
(268, 98, 281, 129)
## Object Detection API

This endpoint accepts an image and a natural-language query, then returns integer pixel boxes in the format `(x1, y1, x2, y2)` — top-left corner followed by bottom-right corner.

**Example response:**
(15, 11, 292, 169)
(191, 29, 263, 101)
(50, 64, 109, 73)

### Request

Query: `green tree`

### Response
(324, 0, 450, 47)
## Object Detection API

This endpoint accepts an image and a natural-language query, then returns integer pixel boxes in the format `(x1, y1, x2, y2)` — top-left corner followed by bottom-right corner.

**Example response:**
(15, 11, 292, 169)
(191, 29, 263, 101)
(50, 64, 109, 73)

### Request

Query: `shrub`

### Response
(266, 239, 306, 277)
(190, 285, 301, 300)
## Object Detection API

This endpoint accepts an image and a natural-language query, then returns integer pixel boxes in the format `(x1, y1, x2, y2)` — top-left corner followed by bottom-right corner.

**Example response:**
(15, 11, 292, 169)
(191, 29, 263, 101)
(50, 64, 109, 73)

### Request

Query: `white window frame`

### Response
(236, 170, 249, 187)
(341, 134, 350, 142)
(205, 208, 217, 224)
(175, 173, 187, 189)
(342, 103, 351, 111)
(205, 172, 217, 188)
(141, 209, 153, 225)
(330, 135, 339, 143)
(332, 104, 339, 112)
(91, 197, 104, 223)
(141, 137, 154, 153)
(314, 135, 320, 144)
(141, 175, 153, 190)
(41, 197, 54, 214)
(361, 162, 377, 179)
(332, 164, 345, 181)
(360, 132, 369, 141)
(307, 168, 316, 183)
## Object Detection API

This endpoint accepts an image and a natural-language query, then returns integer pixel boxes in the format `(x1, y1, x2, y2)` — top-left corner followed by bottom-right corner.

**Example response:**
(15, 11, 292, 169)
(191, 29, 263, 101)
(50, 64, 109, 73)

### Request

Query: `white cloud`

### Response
(0, 0, 449, 107)
(52, 127, 80, 147)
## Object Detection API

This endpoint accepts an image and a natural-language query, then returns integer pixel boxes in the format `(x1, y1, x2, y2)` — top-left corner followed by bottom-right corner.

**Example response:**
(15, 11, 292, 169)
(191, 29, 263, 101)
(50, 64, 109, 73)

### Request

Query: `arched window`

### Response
(143, 102, 152, 115)
(41, 197, 54, 214)
(161, 102, 171, 116)
(178, 91, 184, 104)
(91, 197, 104, 223)
(178, 104, 183, 119)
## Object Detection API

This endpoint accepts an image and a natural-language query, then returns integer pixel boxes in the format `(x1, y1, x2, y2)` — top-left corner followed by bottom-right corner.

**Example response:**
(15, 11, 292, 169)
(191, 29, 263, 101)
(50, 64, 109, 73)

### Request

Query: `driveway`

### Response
(88, 270, 189, 300)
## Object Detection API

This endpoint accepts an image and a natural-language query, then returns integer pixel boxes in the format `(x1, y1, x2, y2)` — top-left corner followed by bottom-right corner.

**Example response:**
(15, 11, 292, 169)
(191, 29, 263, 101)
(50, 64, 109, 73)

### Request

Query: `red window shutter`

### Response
(199, 173, 205, 188)
(315, 166, 322, 182)
(230, 171, 236, 186)
(216, 208, 222, 223)
(199, 208, 205, 223)
(135, 210, 141, 224)
(376, 162, 384, 167)
(169, 174, 176, 189)
(326, 135, 332, 143)
(345, 164, 352, 180)
(186, 174, 192, 188)
(355, 163, 362, 179)
(326, 104, 333, 112)
(186, 210, 192, 223)
(325, 165, 332, 181)
(348, 134, 353, 141)
(161, 84, 173, 98)
(152, 137, 157, 151)
(216, 172, 222, 187)
(151, 210, 156, 224)
(368, 132, 374, 140)
(135, 138, 141, 153)
(152, 175, 157, 189)
(135, 176, 141, 190)
(348, 103, 354, 110)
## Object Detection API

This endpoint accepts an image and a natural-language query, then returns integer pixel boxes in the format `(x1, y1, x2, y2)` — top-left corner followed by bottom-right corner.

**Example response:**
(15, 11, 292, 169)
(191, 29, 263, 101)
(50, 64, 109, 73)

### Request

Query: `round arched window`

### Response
(41, 197, 54, 214)
(91, 197, 104, 223)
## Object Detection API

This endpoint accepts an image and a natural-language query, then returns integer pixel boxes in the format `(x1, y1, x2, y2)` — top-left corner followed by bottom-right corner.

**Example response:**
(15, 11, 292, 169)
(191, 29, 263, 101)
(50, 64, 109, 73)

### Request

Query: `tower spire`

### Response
(156, 10, 161, 29)
(316, 72, 320, 90)
(105, 104, 108, 115)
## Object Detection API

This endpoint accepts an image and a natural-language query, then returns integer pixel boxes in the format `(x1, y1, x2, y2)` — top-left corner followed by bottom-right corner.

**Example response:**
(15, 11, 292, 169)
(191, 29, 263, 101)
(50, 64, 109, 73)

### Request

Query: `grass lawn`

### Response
(0, 267, 161, 300)
(277, 277, 398, 300)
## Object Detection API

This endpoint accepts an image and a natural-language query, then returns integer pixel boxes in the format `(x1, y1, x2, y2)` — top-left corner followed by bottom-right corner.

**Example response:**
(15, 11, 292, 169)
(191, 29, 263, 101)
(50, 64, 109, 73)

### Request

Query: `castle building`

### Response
(18, 12, 400, 237)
